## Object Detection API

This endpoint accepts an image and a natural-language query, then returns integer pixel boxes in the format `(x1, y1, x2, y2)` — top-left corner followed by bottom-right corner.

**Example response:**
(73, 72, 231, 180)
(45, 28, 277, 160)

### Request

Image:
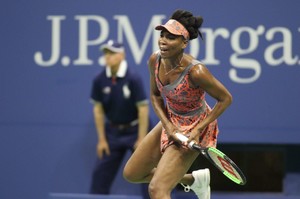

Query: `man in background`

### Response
(90, 40, 151, 198)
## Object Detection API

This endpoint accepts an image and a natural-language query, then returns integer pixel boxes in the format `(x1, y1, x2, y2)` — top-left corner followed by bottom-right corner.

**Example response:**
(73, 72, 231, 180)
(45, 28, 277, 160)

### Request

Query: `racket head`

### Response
(204, 147, 247, 185)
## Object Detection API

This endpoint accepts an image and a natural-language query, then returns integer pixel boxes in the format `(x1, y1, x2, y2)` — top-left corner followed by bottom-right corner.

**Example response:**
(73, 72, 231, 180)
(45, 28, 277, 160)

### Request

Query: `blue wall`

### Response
(1, 1, 300, 199)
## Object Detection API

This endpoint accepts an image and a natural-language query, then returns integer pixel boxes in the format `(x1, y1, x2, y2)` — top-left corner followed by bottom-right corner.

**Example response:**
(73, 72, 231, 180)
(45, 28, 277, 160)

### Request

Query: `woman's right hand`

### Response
(164, 123, 182, 144)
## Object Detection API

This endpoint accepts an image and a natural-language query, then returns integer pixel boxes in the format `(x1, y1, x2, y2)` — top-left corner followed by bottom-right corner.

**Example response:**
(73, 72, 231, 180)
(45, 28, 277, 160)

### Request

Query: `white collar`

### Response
(106, 60, 127, 78)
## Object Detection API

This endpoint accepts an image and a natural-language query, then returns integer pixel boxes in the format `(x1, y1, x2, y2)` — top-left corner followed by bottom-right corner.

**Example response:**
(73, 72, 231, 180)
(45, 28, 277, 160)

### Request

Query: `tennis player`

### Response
(123, 9, 232, 199)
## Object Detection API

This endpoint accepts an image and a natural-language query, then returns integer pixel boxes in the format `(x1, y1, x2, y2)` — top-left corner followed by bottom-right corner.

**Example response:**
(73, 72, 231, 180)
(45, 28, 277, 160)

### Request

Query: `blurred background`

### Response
(1, 0, 300, 199)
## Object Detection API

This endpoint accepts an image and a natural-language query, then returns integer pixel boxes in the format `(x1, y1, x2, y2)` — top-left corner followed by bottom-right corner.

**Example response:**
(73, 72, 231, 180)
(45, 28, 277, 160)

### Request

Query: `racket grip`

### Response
(175, 133, 195, 149)
(175, 133, 188, 142)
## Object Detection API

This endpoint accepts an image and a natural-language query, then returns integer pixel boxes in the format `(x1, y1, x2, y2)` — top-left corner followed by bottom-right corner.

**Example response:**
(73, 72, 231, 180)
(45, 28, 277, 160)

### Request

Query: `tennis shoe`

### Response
(181, 168, 210, 199)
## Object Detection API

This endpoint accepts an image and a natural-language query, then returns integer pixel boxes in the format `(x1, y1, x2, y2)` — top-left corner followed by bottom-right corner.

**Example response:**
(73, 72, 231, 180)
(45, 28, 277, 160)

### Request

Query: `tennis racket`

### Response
(176, 133, 247, 185)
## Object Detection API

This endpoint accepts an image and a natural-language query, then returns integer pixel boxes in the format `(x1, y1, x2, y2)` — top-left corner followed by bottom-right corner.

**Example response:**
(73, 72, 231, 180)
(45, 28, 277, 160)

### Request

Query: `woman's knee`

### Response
(123, 164, 138, 183)
(148, 179, 170, 199)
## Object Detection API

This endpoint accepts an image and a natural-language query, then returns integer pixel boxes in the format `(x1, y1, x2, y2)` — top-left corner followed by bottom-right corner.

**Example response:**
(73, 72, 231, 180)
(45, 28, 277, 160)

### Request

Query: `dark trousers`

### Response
(90, 125, 150, 199)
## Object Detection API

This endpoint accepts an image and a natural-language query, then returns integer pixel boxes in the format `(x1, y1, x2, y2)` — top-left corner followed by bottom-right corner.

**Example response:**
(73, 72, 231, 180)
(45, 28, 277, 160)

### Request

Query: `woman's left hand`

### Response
(188, 127, 202, 144)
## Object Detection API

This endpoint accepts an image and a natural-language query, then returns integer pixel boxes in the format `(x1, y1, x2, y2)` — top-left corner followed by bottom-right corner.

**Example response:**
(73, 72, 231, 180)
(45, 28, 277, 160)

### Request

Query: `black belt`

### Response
(110, 119, 138, 130)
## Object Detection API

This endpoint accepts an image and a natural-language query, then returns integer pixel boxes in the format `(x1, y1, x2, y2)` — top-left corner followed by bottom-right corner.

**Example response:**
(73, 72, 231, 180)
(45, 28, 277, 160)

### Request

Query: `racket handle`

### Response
(175, 133, 197, 149)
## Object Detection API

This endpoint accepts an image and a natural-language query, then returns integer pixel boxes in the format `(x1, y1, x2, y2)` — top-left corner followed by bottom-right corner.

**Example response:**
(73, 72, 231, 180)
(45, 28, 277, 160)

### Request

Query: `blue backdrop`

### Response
(1, 1, 300, 199)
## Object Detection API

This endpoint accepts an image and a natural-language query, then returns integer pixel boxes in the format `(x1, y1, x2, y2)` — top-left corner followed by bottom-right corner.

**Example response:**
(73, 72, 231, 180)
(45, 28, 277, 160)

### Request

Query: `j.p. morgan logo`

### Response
(34, 15, 300, 83)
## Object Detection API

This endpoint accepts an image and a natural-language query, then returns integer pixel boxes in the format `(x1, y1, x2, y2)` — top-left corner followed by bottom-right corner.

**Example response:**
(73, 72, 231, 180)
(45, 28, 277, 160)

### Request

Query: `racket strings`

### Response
(206, 148, 246, 185)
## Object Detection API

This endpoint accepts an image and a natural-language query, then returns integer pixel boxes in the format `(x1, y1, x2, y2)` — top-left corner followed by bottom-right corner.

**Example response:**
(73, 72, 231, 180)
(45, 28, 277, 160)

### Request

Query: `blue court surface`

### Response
(49, 192, 300, 199)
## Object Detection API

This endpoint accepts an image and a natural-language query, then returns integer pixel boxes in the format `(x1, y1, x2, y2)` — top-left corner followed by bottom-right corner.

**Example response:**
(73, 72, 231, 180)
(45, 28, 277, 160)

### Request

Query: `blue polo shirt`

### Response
(91, 60, 148, 124)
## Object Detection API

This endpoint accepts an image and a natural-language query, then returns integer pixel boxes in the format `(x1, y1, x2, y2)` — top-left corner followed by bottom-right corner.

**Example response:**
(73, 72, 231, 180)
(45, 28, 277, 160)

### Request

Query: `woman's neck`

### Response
(162, 54, 184, 76)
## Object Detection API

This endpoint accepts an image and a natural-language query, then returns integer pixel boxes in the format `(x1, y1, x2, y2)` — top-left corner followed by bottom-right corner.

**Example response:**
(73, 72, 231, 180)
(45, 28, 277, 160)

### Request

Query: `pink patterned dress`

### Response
(154, 53, 219, 152)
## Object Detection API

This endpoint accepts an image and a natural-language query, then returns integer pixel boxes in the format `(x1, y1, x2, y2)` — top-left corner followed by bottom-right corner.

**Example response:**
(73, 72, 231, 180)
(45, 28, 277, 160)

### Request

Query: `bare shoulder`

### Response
(189, 62, 214, 87)
(190, 62, 210, 77)
(148, 51, 159, 68)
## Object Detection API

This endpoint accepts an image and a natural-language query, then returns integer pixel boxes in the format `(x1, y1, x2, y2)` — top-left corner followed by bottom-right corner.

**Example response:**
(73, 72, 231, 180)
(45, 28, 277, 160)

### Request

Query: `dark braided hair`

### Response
(170, 9, 204, 40)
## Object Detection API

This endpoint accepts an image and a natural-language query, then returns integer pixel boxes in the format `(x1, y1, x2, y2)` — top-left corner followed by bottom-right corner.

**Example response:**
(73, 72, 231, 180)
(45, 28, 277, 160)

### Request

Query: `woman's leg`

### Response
(123, 122, 163, 183)
(148, 144, 200, 199)
(123, 122, 202, 198)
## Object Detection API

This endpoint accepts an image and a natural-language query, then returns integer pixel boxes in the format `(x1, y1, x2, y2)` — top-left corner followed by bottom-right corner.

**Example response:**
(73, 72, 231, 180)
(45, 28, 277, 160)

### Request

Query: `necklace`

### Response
(163, 55, 183, 76)
(164, 65, 180, 76)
